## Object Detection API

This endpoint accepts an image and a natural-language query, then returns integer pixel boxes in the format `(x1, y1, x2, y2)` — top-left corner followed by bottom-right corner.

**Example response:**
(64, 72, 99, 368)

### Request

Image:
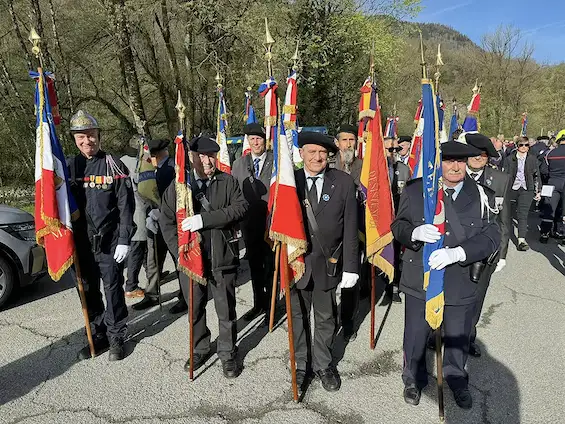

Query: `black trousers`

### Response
(403, 295, 475, 391)
(470, 262, 496, 343)
(541, 186, 565, 234)
(76, 243, 128, 342)
(507, 188, 534, 239)
(125, 240, 146, 292)
(245, 237, 274, 311)
(340, 285, 359, 331)
(179, 269, 237, 361)
(145, 230, 168, 298)
(291, 279, 338, 372)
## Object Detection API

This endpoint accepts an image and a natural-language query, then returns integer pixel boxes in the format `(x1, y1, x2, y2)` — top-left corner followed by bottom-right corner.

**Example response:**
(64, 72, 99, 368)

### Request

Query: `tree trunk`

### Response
(8, 0, 32, 71)
(47, 0, 74, 114)
(107, 0, 151, 139)
(156, 0, 182, 96)
(29, 0, 53, 70)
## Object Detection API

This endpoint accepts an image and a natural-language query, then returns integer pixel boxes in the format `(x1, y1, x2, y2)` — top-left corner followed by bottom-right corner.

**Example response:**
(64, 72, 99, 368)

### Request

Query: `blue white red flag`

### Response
(31, 70, 77, 281)
(216, 86, 231, 173)
(421, 78, 446, 330)
(242, 90, 257, 156)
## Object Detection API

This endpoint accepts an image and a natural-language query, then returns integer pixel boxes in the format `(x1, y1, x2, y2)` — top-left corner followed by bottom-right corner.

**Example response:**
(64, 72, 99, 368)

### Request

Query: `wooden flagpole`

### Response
(269, 242, 281, 332)
(30, 29, 95, 358)
(281, 243, 298, 401)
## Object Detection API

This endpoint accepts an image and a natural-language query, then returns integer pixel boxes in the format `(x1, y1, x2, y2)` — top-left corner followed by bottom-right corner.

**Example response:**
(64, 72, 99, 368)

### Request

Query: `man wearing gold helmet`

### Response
(67, 110, 136, 361)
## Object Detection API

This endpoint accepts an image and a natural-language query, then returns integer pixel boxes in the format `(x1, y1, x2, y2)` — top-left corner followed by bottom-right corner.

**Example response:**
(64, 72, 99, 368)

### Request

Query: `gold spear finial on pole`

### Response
(176, 90, 186, 132)
(215, 71, 223, 89)
(393, 103, 397, 117)
(419, 30, 427, 80)
(264, 18, 275, 76)
(291, 39, 300, 71)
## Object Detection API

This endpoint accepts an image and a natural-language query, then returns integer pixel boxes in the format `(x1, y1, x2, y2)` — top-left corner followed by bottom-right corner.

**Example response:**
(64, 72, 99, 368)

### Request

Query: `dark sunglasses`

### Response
(387, 147, 402, 152)
(518, 143, 529, 147)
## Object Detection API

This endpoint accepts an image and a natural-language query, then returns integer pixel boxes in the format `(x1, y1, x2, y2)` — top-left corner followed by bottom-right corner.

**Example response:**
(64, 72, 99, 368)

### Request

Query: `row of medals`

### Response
(83, 175, 113, 189)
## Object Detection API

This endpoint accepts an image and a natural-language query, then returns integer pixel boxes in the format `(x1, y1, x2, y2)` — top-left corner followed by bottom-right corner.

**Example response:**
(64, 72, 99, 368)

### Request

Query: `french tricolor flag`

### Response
(268, 114, 307, 287)
(242, 91, 257, 156)
(31, 69, 77, 281)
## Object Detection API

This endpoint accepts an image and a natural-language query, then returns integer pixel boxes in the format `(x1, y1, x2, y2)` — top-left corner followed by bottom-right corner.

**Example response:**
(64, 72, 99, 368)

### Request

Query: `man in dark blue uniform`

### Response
(392, 139, 500, 410)
(540, 130, 565, 242)
(67, 110, 135, 361)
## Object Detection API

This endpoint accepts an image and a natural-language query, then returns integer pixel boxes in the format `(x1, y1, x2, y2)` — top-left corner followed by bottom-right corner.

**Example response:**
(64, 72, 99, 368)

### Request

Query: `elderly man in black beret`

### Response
(392, 138, 500, 410)
(331, 124, 363, 188)
(292, 132, 359, 395)
(397, 136, 412, 165)
(159, 134, 248, 378)
(232, 123, 275, 320)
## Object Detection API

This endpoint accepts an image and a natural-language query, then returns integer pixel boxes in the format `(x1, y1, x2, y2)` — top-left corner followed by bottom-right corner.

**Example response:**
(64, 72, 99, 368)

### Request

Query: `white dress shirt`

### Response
(251, 151, 267, 177)
(304, 168, 324, 202)
(466, 167, 484, 182)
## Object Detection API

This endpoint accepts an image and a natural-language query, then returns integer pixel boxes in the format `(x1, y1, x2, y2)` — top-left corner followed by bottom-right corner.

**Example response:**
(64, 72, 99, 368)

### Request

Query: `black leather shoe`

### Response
(469, 341, 482, 358)
(77, 336, 109, 360)
(517, 241, 530, 251)
(452, 387, 473, 409)
(403, 384, 421, 406)
(169, 299, 188, 314)
(540, 234, 549, 244)
(243, 306, 264, 321)
(183, 352, 211, 372)
(343, 326, 357, 342)
(222, 358, 241, 378)
(316, 368, 341, 392)
(108, 338, 124, 361)
(132, 296, 159, 311)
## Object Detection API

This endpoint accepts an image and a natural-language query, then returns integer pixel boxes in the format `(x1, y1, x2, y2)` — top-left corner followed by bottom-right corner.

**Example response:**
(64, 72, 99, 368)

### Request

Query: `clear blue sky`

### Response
(410, 0, 565, 64)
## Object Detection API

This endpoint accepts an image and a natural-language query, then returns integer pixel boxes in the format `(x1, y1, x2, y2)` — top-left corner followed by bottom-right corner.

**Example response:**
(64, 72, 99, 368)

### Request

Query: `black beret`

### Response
(147, 138, 170, 154)
(537, 135, 549, 141)
(462, 132, 498, 157)
(189, 134, 220, 153)
(398, 136, 412, 144)
(298, 131, 338, 153)
(243, 123, 266, 138)
(441, 140, 482, 158)
(337, 124, 357, 137)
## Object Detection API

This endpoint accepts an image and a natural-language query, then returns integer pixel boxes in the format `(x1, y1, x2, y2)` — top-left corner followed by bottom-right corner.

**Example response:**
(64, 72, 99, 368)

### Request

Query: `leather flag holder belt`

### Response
(195, 192, 239, 257)
(304, 198, 342, 277)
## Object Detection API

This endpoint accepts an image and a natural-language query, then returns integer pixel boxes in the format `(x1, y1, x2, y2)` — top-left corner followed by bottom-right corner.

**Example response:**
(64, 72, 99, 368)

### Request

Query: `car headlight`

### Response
(0, 222, 36, 242)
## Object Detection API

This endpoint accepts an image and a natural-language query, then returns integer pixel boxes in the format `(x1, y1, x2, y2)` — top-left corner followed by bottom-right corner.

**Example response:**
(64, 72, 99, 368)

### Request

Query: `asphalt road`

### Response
(1, 227, 564, 424)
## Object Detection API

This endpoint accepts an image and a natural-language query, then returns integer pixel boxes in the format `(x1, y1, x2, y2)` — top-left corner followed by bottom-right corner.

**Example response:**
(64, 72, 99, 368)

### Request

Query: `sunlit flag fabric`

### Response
(421, 78, 446, 330)
(31, 70, 77, 281)
(359, 79, 395, 282)
(384, 115, 398, 139)
(174, 131, 206, 285)
(449, 104, 459, 140)
(283, 70, 302, 167)
(408, 99, 425, 178)
(241, 91, 257, 156)
(216, 86, 231, 174)
(259, 77, 278, 150)
(462, 82, 481, 132)
(356, 77, 376, 160)
(266, 78, 307, 290)
(136, 137, 160, 206)
(520, 112, 528, 137)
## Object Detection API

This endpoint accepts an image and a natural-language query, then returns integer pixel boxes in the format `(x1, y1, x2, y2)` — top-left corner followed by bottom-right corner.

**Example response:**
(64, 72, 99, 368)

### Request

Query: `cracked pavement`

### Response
(1, 232, 564, 424)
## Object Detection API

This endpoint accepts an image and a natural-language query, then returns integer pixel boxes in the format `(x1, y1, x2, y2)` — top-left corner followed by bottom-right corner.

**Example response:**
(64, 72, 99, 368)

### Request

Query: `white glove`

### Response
(411, 224, 441, 243)
(181, 214, 203, 232)
(428, 247, 466, 270)
(337, 272, 360, 295)
(146, 216, 158, 234)
(113, 244, 130, 264)
(494, 258, 506, 273)
(148, 208, 160, 221)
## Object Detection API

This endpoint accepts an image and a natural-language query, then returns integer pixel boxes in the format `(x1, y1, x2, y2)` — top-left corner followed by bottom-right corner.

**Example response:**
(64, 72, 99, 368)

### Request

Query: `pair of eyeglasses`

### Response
(518, 143, 529, 147)
(387, 147, 402, 152)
